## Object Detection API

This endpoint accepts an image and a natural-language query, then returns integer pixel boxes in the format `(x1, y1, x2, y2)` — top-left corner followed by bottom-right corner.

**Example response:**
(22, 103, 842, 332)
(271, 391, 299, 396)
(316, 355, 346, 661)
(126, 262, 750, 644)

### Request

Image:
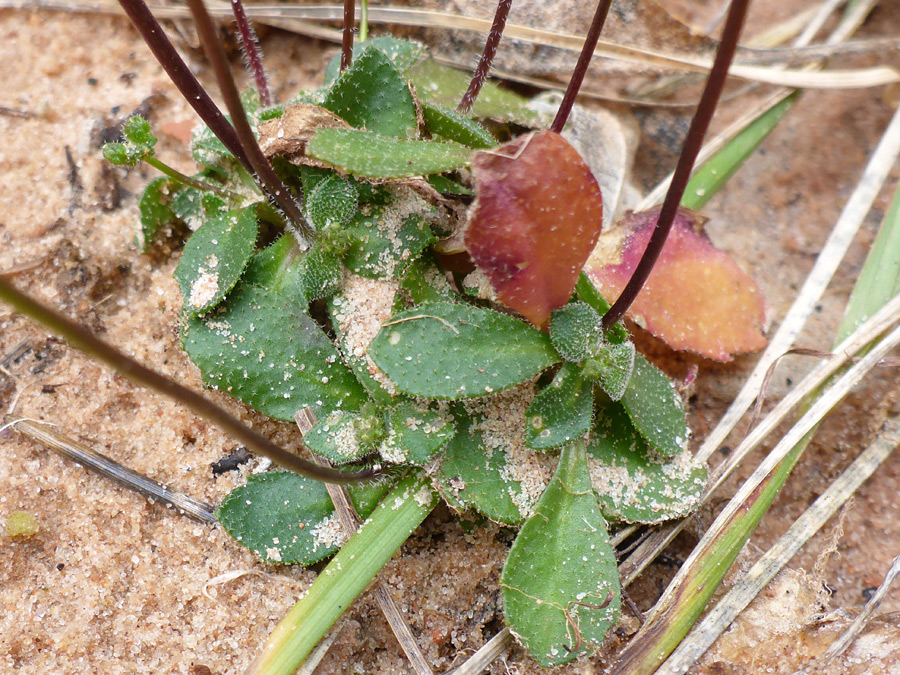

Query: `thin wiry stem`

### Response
(341, 0, 355, 71)
(458, 0, 513, 114)
(116, 0, 251, 170)
(602, 0, 751, 329)
(230, 0, 271, 106)
(185, 0, 315, 243)
(0, 278, 376, 484)
(550, 0, 613, 133)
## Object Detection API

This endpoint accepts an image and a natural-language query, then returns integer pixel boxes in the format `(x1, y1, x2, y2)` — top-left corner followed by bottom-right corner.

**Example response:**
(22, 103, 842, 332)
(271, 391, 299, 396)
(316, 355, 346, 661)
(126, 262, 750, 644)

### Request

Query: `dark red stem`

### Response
(341, 0, 355, 72)
(230, 0, 271, 106)
(116, 0, 251, 170)
(458, 0, 513, 114)
(551, 0, 613, 133)
(601, 0, 751, 329)
(0, 278, 376, 484)
(185, 0, 314, 242)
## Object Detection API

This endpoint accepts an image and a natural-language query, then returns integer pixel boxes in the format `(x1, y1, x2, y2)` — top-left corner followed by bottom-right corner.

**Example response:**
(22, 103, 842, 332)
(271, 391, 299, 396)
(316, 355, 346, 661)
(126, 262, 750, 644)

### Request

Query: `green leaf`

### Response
(174, 207, 259, 316)
(620, 355, 689, 457)
(500, 439, 621, 667)
(138, 177, 176, 249)
(307, 128, 471, 179)
(323, 46, 418, 139)
(422, 102, 496, 149)
(369, 301, 559, 399)
(574, 272, 628, 344)
(182, 243, 367, 422)
(588, 402, 707, 524)
(305, 172, 359, 230)
(549, 301, 603, 362)
(398, 254, 456, 306)
(584, 341, 635, 401)
(216, 470, 393, 565)
(171, 184, 227, 231)
(426, 174, 474, 196)
(342, 194, 435, 279)
(525, 363, 594, 450)
(409, 59, 545, 126)
(102, 142, 131, 166)
(253, 472, 437, 674)
(122, 115, 157, 153)
(323, 36, 425, 85)
(436, 403, 536, 526)
(297, 244, 344, 300)
(303, 409, 385, 464)
(379, 401, 456, 465)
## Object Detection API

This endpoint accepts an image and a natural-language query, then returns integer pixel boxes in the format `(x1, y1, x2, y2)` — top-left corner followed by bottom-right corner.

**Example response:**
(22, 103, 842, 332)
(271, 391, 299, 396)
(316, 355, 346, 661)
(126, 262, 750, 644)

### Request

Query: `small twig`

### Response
(6, 415, 218, 523)
(295, 408, 435, 675)
(446, 627, 513, 675)
(0, 105, 36, 119)
(550, 0, 612, 133)
(457, 0, 513, 114)
(750, 347, 833, 427)
(230, 0, 271, 106)
(602, 0, 751, 329)
(184, 0, 314, 245)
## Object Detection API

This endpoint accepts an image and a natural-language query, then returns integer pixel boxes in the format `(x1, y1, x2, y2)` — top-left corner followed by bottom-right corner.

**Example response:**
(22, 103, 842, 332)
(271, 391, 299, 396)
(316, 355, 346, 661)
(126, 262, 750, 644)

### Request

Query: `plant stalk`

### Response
(341, 0, 355, 71)
(458, 0, 513, 114)
(0, 278, 375, 484)
(230, 0, 272, 106)
(602, 0, 751, 329)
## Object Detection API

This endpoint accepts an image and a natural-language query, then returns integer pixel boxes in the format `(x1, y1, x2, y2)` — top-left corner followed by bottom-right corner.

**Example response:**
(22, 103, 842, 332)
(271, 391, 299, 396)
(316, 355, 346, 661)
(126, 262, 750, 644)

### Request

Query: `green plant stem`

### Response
(359, 0, 369, 42)
(251, 471, 438, 675)
(0, 278, 376, 484)
(143, 156, 238, 200)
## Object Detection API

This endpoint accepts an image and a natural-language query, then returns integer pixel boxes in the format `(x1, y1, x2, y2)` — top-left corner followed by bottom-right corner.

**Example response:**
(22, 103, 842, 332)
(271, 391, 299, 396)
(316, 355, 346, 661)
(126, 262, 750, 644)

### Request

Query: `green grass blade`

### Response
(681, 91, 800, 210)
(251, 471, 438, 675)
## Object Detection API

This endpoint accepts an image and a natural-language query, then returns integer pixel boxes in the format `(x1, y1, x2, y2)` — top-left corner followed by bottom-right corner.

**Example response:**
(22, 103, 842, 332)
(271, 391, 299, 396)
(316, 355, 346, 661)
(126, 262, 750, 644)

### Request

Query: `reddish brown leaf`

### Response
(585, 207, 767, 362)
(464, 130, 604, 326)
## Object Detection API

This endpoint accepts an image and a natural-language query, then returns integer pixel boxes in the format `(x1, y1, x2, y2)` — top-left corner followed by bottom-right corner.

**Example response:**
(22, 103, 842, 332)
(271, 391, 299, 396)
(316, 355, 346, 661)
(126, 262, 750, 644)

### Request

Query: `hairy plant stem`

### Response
(550, 0, 613, 133)
(144, 156, 238, 199)
(457, 0, 513, 114)
(341, 0, 355, 71)
(116, 0, 251, 170)
(0, 278, 376, 484)
(230, 0, 271, 106)
(185, 0, 314, 243)
(601, 0, 751, 329)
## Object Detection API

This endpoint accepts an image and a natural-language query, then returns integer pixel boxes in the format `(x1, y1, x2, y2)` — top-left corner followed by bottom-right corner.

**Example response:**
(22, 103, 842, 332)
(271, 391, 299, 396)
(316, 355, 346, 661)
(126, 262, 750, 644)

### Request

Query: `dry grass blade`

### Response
(446, 627, 513, 675)
(658, 414, 900, 675)
(294, 409, 434, 675)
(695, 101, 900, 466)
(4, 416, 218, 523)
(12, 1, 899, 89)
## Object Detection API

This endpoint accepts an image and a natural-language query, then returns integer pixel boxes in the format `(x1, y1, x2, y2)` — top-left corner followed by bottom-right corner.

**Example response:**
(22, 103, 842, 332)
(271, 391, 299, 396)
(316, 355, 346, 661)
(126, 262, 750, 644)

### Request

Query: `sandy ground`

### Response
(2, 2, 900, 673)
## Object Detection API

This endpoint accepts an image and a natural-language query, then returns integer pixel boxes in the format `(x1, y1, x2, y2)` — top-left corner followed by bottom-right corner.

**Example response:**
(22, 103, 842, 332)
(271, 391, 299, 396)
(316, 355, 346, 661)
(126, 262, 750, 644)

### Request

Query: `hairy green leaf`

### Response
(307, 128, 471, 179)
(620, 355, 689, 457)
(174, 207, 258, 316)
(323, 46, 418, 139)
(585, 341, 635, 401)
(182, 242, 367, 422)
(422, 102, 496, 149)
(139, 177, 176, 249)
(501, 440, 621, 666)
(303, 408, 385, 464)
(216, 471, 393, 565)
(549, 301, 603, 362)
(525, 363, 594, 450)
(379, 401, 456, 465)
(589, 403, 706, 524)
(323, 36, 425, 85)
(305, 172, 359, 230)
(369, 301, 558, 399)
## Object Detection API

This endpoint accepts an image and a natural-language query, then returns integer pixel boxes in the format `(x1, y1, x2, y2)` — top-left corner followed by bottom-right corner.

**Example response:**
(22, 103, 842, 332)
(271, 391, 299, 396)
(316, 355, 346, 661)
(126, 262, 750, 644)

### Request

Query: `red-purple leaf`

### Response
(585, 207, 767, 361)
(464, 130, 604, 326)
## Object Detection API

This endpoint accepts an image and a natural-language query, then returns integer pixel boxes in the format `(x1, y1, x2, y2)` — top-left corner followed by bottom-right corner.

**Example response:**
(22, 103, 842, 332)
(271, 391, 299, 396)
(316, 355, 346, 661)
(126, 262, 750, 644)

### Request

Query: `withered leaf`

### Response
(464, 130, 604, 326)
(257, 104, 350, 158)
(585, 207, 767, 361)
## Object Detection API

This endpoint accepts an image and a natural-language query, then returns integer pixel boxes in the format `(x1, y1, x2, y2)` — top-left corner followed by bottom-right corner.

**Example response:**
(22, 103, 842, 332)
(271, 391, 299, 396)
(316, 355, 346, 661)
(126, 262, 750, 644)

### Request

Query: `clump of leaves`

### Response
(106, 27, 761, 668)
